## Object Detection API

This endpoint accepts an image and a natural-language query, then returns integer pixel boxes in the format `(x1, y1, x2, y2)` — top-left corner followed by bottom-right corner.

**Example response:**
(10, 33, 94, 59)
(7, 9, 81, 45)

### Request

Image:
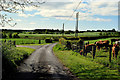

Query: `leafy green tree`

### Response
(99, 32, 102, 36)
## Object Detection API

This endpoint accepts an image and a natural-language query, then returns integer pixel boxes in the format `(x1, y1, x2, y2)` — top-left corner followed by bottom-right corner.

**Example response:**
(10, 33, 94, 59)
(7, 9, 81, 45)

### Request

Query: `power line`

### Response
(64, 0, 83, 23)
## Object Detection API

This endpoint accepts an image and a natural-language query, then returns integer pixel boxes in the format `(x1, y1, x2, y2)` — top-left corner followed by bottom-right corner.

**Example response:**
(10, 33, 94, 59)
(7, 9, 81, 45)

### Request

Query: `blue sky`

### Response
(1, 0, 119, 31)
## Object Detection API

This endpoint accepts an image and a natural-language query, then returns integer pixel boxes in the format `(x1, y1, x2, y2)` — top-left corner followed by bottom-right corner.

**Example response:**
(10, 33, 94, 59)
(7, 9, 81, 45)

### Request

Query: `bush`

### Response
(99, 32, 102, 36)
(59, 38, 66, 45)
(28, 32, 32, 34)
(33, 32, 36, 34)
(45, 39, 52, 43)
(59, 37, 82, 45)
(13, 33, 20, 38)
(2, 42, 35, 79)
(2, 42, 17, 79)
(24, 36, 28, 38)
(59, 37, 83, 51)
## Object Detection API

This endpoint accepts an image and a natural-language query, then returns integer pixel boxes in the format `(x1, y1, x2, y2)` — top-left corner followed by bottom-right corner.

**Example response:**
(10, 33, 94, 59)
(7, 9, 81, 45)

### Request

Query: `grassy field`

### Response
(53, 44, 120, 79)
(1, 36, 119, 45)
(85, 37, 120, 44)
(1, 38, 46, 45)
(17, 43, 51, 46)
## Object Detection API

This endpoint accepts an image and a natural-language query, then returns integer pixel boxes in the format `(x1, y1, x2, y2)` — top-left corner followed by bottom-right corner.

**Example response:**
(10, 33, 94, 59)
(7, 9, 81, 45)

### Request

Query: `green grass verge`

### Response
(53, 44, 120, 79)
(3, 46, 35, 67)
(2, 44, 35, 79)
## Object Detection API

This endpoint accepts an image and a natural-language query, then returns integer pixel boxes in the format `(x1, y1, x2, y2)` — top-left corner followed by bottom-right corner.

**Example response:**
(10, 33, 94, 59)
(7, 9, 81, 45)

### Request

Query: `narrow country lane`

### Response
(13, 43, 74, 80)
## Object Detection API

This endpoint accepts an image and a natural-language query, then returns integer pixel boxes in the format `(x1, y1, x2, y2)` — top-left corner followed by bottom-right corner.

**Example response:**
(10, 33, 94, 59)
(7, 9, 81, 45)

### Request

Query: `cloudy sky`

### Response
(1, 0, 119, 31)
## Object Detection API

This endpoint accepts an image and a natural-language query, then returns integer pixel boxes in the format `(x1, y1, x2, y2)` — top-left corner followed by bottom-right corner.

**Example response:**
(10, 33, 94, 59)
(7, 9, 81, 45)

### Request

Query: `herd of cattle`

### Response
(79, 39, 120, 59)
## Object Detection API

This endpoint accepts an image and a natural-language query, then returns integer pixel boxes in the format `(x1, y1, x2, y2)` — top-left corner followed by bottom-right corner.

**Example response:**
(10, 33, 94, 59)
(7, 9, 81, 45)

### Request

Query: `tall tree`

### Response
(0, 0, 45, 27)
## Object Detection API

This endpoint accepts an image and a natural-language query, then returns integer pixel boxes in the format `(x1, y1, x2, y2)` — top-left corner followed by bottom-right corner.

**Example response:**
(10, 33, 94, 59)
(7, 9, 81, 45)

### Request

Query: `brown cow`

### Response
(112, 44, 119, 59)
(95, 40, 109, 50)
(80, 44, 95, 55)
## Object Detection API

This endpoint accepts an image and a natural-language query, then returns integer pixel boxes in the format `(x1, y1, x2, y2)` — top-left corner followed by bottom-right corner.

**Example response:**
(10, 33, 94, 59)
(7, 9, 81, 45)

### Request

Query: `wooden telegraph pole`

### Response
(62, 23, 64, 37)
(75, 12, 79, 37)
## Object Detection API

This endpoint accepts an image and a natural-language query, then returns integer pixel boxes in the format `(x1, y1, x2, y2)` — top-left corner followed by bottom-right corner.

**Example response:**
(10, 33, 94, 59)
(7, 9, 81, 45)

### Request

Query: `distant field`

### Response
(1, 38, 45, 45)
(1, 36, 119, 45)
(19, 33, 62, 37)
(18, 43, 51, 46)
(19, 32, 101, 37)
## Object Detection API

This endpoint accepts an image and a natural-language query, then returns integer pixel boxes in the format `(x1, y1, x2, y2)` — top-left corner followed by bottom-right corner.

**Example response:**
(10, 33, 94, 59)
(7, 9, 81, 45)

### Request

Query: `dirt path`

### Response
(13, 43, 75, 80)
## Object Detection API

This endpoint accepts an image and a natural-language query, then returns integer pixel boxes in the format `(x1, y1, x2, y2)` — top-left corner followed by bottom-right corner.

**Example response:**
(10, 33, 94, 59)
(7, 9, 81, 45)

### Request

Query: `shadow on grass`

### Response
(75, 66, 120, 79)
(96, 56, 107, 57)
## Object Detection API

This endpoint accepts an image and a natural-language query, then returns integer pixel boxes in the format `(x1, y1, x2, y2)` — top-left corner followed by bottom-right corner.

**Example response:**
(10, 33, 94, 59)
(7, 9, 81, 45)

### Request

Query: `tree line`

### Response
(1, 28, 120, 38)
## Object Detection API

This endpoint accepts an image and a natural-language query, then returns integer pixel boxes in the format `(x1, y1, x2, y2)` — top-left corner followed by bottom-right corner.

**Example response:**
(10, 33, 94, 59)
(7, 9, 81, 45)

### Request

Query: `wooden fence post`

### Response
(83, 45, 85, 56)
(109, 45, 112, 63)
(39, 40, 41, 44)
(118, 56, 120, 75)
(92, 45, 96, 59)
(13, 41, 16, 47)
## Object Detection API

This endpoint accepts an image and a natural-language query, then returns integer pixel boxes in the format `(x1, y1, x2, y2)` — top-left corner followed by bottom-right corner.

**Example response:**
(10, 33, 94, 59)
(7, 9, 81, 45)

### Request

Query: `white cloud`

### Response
(35, 9, 73, 17)
(17, 1, 118, 22)
(30, 22, 36, 24)
(42, 0, 119, 2)
(24, 6, 38, 11)
(18, 13, 35, 18)
(78, 15, 112, 22)
(16, 19, 22, 22)
(89, 1, 118, 16)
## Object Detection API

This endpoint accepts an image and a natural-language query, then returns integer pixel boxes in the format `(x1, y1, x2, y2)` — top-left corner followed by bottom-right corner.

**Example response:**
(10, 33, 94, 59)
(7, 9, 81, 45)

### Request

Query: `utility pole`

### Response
(75, 12, 79, 37)
(62, 23, 64, 37)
